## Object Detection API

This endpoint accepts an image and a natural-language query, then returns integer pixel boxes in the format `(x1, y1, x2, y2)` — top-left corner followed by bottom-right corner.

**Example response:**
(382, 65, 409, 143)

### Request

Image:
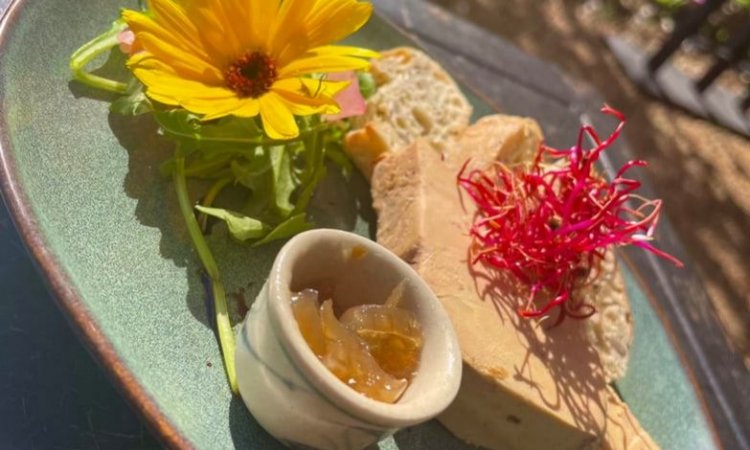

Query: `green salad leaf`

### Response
(195, 206, 269, 242)
(154, 110, 268, 146)
(253, 213, 314, 247)
(358, 71, 377, 99)
(269, 145, 295, 216)
(110, 79, 152, 116)
(152, 110, 351, 246)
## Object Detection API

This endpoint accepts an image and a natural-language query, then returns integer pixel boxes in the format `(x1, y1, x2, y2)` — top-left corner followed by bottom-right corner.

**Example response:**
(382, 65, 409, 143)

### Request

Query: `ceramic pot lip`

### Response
(266, 229, 462, 428)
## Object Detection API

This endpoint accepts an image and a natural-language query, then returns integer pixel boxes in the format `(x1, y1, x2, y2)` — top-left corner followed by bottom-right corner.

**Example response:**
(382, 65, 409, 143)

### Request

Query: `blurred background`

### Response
(428, 0, 750, 369)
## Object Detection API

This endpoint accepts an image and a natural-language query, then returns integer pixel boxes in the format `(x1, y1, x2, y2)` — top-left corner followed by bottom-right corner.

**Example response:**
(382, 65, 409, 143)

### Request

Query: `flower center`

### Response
(225, 51, 278, 98)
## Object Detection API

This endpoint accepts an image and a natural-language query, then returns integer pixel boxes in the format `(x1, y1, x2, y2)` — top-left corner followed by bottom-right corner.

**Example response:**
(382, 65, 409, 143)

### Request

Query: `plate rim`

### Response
(0, 0, 193, 448)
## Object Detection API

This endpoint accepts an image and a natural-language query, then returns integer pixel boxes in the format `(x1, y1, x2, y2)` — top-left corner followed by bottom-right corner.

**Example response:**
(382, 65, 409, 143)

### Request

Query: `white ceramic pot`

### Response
(235, 229, 462, 450)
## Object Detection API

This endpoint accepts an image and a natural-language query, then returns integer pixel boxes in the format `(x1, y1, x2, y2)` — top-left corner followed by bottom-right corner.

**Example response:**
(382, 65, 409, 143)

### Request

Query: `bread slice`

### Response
(602, 386, 660, 450)
(371, 116, 651, 449)
(580, 251, 633, 383)
(452, 114, 543, 168)
(344, 47, 472, 179)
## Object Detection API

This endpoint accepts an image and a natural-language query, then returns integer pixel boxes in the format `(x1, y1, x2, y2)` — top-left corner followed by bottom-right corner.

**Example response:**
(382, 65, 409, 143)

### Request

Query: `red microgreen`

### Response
(457, 106, 683, 322)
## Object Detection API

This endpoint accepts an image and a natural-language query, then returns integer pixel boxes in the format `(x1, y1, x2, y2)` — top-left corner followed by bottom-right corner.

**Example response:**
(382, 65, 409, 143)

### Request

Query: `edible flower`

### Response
(122, 0, 378, 139)
(458, 106, 682, 322)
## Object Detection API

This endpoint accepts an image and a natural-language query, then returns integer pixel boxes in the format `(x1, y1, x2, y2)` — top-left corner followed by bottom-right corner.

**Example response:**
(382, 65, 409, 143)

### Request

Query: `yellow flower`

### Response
(122, 0, 378, 140)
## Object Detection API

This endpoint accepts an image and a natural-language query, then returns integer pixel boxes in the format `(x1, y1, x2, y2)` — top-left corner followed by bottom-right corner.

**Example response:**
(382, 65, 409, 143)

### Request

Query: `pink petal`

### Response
(323, 71, 367, 122)
(117, 29, 136, 55)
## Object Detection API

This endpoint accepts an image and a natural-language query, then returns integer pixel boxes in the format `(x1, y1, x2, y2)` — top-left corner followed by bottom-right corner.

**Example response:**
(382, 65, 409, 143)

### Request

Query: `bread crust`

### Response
(581, 251, 634, 383)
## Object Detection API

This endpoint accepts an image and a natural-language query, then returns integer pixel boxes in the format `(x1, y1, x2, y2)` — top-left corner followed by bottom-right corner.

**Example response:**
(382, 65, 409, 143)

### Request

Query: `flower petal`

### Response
(279, 54, 372, 78)
(246, 0, 280, 51)
(186, 0, 244, 66)
(322, 72, 367, 121)
(143, 0, 205, 56)
(270, 0, 373, 65)
(269, 0, 318, 65)
(200, 98, 259, 121)
(181, 96, 246, 116)
(144, 90, 179, 107)
(122, 9, 207, 60)
(133, 32, 224, 83)
(304, 0, 373, 49)
(272, 78, 348, 115)
(259, 93, 300, 140)
(274, 94, 341, 116)
(230, 99, 262, 118)
(130, 58, 241, 117)
(308, 45, 380, 59)
(127, 51, 177, 75)
(274, 77, 350, 98)
(136, 72, 234, 103)
(117, 29, 136, 55)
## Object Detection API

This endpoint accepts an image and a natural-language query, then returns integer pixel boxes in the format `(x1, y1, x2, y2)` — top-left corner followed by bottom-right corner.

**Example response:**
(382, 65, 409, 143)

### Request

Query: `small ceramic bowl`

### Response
(235, 229, 462, 450)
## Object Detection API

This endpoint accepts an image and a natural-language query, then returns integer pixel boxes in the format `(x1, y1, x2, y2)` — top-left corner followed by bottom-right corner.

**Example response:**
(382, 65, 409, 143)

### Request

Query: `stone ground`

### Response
(428, 0, 750, 367)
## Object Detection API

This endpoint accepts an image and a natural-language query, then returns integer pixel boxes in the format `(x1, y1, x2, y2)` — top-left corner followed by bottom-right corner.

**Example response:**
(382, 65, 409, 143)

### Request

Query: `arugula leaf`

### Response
(154, 110, 277, 147)
(358, 71, 377, 99)
(231, 157, 275, 222)
(269, 146, 295, 216)
(323, 125, 353, 181)
(231, 150, 271, 189)
(195, 206, 269, 242)
(293, 164, 327, 215)
(252, 213, 313, 247)
(152, 106, 352, 250)
(110, 79, 152, 116)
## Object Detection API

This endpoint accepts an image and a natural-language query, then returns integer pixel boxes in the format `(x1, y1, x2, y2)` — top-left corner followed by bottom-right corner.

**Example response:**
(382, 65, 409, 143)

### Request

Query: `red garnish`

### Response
(457, 106, 682, 322)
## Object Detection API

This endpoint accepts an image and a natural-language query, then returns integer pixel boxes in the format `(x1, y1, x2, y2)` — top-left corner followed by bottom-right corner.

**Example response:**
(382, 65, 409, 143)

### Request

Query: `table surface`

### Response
(1, 0, 748, 449)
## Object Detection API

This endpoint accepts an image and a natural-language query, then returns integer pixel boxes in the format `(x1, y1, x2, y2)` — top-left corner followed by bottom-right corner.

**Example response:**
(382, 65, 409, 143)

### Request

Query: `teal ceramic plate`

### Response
(0, 0, 716, 448)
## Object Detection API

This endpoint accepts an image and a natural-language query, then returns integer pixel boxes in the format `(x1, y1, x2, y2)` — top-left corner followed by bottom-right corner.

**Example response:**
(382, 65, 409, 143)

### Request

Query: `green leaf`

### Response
(325, 140, 353, 181)
(110, 80, 152, 116)
(293, 164, 327, 215)
(231, 155, 275, 220)
(252, 213, 313, 247)
(231, 150, 271, 189)
(195, 206, 269, 242)
(269, 146, 295, 216)
(153, 108, 343, 249)
(358, 71, 377, 99)
(154, 110, 276, 147)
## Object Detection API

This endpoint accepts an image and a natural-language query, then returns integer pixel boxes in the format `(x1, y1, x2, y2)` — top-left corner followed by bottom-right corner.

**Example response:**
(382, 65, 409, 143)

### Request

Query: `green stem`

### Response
(70, 21, 129, 94)
(199, 177, 233, 231)
(185, 154, 235, 178)
(174, 155, 238, 394)
(294, 129, 325, 214)
(300, 127, 321, 187)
